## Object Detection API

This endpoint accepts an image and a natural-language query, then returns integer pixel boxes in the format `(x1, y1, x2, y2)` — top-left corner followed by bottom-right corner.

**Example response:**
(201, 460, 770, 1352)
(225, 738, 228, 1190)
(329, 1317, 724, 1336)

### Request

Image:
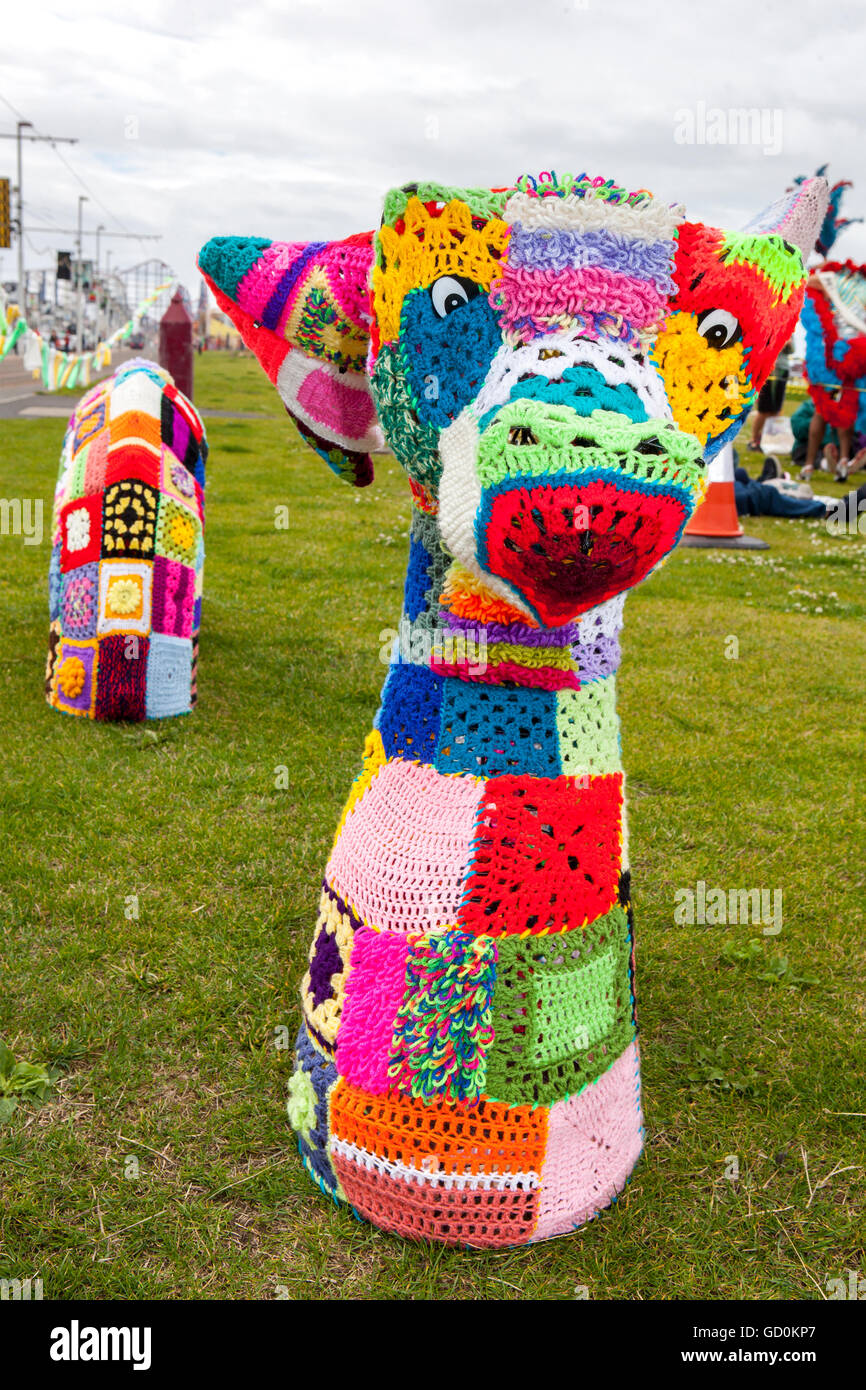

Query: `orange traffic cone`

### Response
(681, 442, 769, 550)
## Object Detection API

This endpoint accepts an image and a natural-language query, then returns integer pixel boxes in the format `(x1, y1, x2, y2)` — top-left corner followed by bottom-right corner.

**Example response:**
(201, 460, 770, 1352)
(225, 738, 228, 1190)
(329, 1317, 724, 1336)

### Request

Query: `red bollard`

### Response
(159, 290, 194, 401)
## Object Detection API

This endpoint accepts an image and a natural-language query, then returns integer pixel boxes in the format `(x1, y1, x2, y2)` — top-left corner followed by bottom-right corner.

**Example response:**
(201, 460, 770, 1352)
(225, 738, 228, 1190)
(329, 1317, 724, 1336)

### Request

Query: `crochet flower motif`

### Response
(65, 575, 95, 623)
(169, 513, 195, 554)
(106, 577, 141, 616)
(170, 462, 195, 498)
(57, 654, 85, 698)
(66, 507, 90, 552)
(286, 1067, 317, 1143)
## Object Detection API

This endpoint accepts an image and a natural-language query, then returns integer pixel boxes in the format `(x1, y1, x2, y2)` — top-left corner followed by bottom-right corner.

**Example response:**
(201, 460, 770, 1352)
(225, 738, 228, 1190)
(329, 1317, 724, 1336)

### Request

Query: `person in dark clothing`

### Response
(733, 464, 828, 519)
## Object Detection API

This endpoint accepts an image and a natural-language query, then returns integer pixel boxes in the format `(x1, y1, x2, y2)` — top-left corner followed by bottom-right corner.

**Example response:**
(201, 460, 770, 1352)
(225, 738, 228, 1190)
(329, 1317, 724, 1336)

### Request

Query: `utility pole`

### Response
(0, 124, 79, 309)
(75, 194, 87, 352)
(95, 223, 104, 341)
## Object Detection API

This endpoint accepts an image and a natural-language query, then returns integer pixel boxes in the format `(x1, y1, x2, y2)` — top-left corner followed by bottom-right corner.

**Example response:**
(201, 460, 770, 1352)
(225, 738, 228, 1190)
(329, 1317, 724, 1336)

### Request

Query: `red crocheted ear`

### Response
(197, 232, 381, 486)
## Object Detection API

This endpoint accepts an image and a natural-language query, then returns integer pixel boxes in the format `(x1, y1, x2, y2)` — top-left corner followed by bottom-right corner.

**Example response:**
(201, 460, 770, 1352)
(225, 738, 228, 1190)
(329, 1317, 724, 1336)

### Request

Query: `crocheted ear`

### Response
(198, 232, 381, 486)
(741, 175, 829, 261)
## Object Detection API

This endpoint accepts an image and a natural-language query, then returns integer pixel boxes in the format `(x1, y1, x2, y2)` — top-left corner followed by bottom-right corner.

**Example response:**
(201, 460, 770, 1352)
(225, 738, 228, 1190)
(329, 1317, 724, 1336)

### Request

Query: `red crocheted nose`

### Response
(480, 477, 688, 625)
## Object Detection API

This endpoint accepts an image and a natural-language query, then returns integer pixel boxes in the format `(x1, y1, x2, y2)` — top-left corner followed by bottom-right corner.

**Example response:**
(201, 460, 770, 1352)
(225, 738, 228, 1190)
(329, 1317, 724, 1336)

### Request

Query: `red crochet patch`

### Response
(459, 772, 623, 936)
(482, 478, 686, 625)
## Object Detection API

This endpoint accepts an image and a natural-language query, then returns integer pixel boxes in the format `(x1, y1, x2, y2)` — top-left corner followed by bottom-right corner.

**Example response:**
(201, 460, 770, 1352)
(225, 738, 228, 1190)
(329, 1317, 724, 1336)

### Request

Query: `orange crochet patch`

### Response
(330, 1079, 547, 1177)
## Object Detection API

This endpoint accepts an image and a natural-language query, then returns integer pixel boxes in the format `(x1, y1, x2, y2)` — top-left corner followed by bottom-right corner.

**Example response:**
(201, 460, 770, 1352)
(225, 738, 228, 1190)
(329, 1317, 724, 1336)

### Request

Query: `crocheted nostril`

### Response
(479, 477, 691, 625)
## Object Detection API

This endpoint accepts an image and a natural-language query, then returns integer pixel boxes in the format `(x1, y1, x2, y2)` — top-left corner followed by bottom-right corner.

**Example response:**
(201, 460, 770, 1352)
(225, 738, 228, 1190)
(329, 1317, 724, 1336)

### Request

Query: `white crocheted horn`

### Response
(741, 175, 830, 261)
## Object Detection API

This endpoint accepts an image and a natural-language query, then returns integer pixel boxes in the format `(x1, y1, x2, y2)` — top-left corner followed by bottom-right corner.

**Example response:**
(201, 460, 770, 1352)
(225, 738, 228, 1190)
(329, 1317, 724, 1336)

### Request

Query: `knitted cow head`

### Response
(199, 173, 827, 627)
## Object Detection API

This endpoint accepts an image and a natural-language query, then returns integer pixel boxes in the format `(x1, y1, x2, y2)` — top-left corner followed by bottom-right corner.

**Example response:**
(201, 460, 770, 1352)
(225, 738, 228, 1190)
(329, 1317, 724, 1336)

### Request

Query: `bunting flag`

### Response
(0, 280, 175, 391)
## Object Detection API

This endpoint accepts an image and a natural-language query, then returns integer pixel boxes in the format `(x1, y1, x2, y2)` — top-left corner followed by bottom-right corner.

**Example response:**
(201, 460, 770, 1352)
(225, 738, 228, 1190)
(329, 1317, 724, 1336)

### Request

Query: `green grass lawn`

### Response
(0, 356, 863, 1301)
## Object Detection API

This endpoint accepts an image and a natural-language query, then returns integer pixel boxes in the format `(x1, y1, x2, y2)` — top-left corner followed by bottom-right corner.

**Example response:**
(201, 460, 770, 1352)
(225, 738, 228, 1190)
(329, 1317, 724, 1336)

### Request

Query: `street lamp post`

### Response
(95, 223, 105, 342)
(75, 194, 87, 353)
(15, 120, 33, 310)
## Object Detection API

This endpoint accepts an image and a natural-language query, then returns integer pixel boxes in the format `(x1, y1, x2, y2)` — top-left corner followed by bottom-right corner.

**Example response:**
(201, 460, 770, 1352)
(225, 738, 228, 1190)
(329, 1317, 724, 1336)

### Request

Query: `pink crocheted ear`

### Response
(198, 232, 381, 486)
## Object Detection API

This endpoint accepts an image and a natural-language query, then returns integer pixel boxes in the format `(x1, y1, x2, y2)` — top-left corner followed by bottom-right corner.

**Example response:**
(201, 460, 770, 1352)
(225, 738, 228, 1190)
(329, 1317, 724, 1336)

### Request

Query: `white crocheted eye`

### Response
(697, 308, 742, 350)
(430, 275, 478, 318)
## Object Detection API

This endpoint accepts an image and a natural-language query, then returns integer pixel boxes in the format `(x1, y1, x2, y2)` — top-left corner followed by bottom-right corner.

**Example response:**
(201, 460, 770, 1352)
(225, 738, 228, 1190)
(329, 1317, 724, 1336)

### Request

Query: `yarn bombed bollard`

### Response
(46, 358, 206, 721)
(159, 290, 194, 402)
(200, 171, 827, 1247)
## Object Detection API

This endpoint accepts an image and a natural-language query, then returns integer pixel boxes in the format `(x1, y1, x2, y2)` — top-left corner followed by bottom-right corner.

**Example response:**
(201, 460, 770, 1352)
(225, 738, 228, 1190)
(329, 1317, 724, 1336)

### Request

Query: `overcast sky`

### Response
(2, 0, 864, 305)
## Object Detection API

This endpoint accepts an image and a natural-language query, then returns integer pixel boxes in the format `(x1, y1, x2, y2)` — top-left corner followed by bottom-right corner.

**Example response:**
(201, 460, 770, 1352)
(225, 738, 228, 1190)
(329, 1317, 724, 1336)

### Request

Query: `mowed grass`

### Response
(0, 356, 863, 1301)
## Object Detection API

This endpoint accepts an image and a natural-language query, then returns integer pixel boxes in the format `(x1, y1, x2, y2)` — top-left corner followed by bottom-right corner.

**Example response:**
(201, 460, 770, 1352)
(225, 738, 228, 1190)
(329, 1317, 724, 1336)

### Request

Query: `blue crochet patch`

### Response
(376, 662, 443, 761)
(477, 366, 648, 433)
(294, 1023, 341, 1197)
(403, 534, 434, 621)
(400, 286, 500, 429)
(435, 679, 561, 778)
(48, 542, 63, 622)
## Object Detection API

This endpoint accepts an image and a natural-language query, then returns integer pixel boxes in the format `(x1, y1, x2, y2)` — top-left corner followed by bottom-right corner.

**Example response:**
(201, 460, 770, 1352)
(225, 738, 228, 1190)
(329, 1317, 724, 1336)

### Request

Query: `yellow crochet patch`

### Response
(301, 887, 356, 1049)
(651, 311, 751, 443)
(373, 197, 508, 347)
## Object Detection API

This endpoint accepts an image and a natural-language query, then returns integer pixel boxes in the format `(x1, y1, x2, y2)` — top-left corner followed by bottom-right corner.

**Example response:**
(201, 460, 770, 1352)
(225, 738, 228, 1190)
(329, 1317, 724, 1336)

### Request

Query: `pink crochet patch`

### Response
(335, 928, 409, 1092)
(534, 1040, 643, 1240)
(235, 241, 309, 322)
(296, 366, 375, 440)
(493, 265, 666, 336)
(325, 758, 483, 933)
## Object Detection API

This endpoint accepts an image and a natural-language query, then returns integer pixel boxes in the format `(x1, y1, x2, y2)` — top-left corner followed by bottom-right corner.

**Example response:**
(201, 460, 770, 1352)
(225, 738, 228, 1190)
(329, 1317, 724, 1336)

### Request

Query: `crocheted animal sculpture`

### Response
(199, 170, 827, 1247)
(802, 260, 866, 438)
(46, 358, 206, 721)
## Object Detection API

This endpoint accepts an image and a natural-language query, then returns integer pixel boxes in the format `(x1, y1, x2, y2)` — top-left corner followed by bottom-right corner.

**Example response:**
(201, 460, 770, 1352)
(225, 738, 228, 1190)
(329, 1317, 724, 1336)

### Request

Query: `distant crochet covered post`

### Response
(803, 261, 866, 438)
(200, 170, 827, 1247)
(46, 359, 206, 721)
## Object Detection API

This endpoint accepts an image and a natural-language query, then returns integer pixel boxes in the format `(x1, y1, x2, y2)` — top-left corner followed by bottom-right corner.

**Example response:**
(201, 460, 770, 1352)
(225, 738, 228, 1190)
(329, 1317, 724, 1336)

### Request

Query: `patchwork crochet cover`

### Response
(46, 358, 206, 721)
(199, 170, 827, 1247)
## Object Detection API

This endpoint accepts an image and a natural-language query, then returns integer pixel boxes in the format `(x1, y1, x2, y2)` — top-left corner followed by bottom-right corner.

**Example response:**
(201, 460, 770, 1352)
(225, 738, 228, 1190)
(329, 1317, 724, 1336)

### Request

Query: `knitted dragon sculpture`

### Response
(199, 171, 827, 1247)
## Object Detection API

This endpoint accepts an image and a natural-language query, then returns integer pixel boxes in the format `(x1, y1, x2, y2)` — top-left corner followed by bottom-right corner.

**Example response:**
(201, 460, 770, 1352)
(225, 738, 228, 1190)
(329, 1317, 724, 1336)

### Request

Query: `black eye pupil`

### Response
(445, 294, 463, 313)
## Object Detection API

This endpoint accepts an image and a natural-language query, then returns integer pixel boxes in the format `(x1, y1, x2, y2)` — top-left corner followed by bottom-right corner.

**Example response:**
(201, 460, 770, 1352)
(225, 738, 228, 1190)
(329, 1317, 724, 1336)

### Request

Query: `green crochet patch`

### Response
(369, 342, 442, 488)
(485, 903, 635, 1108)
(380, 182, 512, 231)
(556, 679, 622, 778)
(476, 403, 705, 492)
(720, 231, 805, 303)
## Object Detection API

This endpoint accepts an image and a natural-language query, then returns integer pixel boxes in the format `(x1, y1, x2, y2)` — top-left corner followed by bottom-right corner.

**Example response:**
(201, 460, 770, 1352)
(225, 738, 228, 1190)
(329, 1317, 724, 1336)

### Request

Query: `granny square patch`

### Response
(145, 632, 192, 718)
(289, 1023, 342, 1197)
(83, 429, 110, 496)
(94, 633, 149, 721)
(301, 883, 360, 1057)
(155, 496, 200, 567)
(459, 772, 623, 936)
(72, 394, 106, 457)
(60, 562, 99, 639)
(160, 446, 199, 512)
(435, 681, 561, 778)
(97, 559, 153, 636)
(151, 556, 194, 638)
(60, 494, 102, 572)
(51, 637, 98, 718)
(49, 542, 63, 621)
(104, 445, 161, 492)
(484, 905, 635, 1107)
(101, 479, 158, 559)
(556, 679, 622, 778)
